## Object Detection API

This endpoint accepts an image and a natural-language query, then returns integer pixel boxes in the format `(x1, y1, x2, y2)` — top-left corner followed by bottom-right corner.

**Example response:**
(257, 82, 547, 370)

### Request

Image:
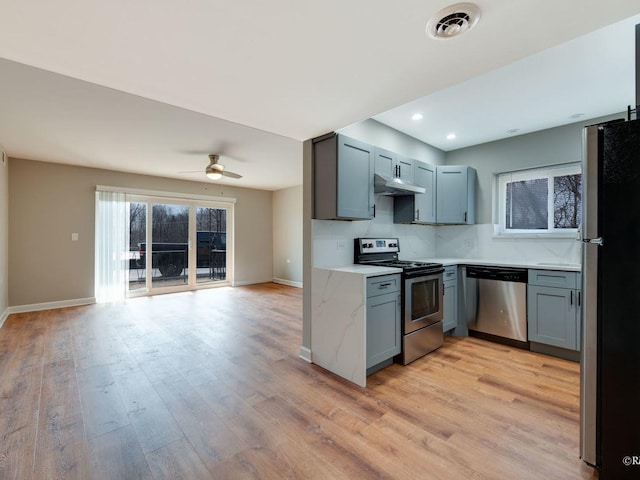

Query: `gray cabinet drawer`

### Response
(443, 266, 457, 282)
(529, 269, 579, 289)
(366, 274, 401, 297)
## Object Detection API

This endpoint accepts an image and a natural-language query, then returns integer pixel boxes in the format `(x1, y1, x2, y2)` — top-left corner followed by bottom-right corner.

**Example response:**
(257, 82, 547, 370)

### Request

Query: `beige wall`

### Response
(0, 152, 8, 318)
(8, 158, 273, 307)
(272, 185, 302, 286)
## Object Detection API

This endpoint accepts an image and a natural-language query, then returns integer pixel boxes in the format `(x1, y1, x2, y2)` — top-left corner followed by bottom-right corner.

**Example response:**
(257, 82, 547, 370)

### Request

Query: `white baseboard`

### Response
(232, 280, 264, 287)
(0, 308, 9, 329)
(7, 297, 96, 315)
(273, 278, 303, 288)
(299, 346, 312, 363)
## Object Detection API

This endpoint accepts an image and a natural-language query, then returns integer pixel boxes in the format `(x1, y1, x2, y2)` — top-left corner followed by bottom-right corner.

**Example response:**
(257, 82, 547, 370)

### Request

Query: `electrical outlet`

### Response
(464, 239, 474, 250)
(336, 240, 346, 251)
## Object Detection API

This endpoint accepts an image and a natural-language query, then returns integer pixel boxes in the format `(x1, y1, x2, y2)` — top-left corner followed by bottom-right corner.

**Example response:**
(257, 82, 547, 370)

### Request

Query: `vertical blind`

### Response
(95, 190, 129, 303)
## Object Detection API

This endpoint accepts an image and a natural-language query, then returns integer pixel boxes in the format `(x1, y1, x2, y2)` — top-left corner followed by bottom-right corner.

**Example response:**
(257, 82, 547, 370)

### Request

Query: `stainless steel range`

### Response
(354, 238, 444, 364)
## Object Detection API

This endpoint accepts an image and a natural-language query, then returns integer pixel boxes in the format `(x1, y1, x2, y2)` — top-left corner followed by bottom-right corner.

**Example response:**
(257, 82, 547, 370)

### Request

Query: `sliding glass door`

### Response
(151, 203, 190, 289)
(126, 195, 232, 295)
(195, 206, 227, 285)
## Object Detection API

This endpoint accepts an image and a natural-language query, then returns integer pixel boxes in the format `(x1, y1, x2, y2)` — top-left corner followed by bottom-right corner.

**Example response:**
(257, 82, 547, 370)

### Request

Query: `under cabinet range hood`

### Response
(374, 174, 426, 196)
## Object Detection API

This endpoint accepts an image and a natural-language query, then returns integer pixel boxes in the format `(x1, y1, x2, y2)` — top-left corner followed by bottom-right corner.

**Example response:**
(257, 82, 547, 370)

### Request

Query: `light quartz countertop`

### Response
(315, 265, 402, 277)
(319, 259, 581, 275)
(413, 258, 581, 272)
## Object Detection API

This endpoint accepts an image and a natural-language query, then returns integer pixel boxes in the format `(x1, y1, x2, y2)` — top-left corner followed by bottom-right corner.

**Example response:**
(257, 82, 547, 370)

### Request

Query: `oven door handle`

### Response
(403, 268, 445, 279)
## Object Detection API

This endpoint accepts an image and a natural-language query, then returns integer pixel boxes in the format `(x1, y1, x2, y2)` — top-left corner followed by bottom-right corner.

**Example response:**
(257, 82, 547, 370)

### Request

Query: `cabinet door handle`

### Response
(570, 290, 573, 305)
(416, 209, 420, 221)
(464, 211, 467, 223)
(578, 290, 581, 307)
(373, 204, 376, 218)
(398, 165, 401, 178)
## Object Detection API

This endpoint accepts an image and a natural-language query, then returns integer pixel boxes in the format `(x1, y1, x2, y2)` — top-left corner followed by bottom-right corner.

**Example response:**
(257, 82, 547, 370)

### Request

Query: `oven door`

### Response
(404, 271, 444, 334)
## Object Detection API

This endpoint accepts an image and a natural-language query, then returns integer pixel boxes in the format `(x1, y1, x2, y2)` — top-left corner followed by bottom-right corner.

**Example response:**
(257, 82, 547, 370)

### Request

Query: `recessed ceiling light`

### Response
(412, 113, 424, 121)
(569, 113, 585, 119)
(446, 133, 456, 140)
(506, 128, 520, 135)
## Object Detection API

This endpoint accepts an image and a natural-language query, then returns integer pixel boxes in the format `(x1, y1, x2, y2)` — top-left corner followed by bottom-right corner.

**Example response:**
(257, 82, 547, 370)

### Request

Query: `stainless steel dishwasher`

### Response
(465, 266, 528, 346)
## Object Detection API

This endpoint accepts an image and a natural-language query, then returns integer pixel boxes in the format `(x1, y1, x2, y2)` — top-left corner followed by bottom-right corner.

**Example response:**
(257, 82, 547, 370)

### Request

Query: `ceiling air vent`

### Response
(427, 3, 481, 39)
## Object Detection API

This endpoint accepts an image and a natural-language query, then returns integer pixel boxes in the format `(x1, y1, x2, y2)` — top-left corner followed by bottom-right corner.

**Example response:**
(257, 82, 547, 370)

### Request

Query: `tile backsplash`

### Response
(434, 224, 581, 264)
(312, 196, 581, 267)
(312, 196, 437, 267)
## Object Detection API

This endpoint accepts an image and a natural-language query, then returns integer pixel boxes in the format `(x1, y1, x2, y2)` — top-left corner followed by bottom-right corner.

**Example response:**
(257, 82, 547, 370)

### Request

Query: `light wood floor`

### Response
(0, 283, 598, 480)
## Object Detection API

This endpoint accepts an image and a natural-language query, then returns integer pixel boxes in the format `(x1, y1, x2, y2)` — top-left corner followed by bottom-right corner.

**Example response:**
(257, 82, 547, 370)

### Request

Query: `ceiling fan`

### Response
(204, 154, 242, 180)
(178, 154, 243, 180)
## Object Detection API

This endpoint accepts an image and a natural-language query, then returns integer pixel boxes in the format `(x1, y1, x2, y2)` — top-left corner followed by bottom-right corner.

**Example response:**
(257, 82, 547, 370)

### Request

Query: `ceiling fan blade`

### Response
(222, 170, 243, 179)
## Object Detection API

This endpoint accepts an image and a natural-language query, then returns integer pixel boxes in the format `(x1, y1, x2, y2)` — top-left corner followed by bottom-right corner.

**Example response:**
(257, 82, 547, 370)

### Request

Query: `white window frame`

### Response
(126, 194, 235, 297)
(495, 163, 581, 237)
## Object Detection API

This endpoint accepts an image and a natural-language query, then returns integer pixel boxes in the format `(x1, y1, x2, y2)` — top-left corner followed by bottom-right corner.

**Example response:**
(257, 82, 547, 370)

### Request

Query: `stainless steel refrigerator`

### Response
(581, 118, 640, 479)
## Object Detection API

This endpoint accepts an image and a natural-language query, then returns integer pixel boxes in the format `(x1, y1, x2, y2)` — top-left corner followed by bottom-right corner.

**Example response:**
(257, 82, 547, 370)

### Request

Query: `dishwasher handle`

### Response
(466, 266, 528, 283)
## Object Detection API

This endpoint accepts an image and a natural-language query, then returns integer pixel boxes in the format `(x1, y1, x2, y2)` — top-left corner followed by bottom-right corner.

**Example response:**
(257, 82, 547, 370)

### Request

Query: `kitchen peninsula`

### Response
(311, 258, 580, 387)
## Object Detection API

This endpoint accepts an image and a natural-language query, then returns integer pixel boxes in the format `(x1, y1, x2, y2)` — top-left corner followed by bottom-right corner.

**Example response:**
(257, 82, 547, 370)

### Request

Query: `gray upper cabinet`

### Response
(393, 160, 436, 224)
(436, 165, 476, 224)
(374, 147, 414, 183)
(374, 147, 395, 178)
(313, 134, 374, 220)
(397, 155, 414, 184)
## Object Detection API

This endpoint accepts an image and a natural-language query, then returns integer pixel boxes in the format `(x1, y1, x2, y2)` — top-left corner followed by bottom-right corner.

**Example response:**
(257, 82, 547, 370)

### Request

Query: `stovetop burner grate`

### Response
(354, 237, 443, 273)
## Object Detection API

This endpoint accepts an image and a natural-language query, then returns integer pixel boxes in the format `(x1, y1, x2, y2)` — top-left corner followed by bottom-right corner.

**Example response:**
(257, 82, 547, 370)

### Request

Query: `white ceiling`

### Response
(0, 1, 639, 190)
(374, 12, 640, 151)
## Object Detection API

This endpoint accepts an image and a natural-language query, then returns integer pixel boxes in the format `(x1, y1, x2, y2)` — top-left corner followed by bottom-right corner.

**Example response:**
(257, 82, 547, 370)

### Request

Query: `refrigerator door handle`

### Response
(582, 237, 604, 246)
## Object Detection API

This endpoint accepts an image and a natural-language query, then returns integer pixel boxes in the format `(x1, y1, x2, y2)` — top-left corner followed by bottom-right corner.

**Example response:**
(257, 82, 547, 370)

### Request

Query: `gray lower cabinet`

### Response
(313, 133, 374, 220)
(393, 160, 436, 224)
(442, 266, 458, 333)
(436, 165, 476, 224)
(527, 269, 581, 352)
(366, 274, 401, 371)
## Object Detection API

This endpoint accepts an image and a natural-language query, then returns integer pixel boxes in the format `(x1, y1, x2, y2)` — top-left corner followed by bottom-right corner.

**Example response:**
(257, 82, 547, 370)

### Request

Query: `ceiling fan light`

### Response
(206, 161, 224, 180)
